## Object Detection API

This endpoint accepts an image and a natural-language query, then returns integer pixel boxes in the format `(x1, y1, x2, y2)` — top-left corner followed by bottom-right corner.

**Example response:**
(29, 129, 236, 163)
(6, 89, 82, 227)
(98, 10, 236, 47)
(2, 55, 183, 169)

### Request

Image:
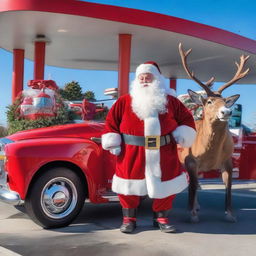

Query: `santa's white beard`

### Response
(130, 77, 167, 120)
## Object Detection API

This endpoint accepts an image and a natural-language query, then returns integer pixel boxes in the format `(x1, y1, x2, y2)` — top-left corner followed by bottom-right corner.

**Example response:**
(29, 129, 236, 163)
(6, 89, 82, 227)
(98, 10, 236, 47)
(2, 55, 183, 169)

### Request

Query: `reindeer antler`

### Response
(179, 43, 250, 96)
(217, 55, 250, 94)
(179, 43, 215, 96)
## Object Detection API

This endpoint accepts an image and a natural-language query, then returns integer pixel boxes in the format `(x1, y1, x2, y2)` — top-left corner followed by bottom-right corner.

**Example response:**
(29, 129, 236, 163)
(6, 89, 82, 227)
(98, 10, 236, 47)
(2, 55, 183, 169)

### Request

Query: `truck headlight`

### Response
(0, 138, 13, 182)
(0, 145, 7, 180)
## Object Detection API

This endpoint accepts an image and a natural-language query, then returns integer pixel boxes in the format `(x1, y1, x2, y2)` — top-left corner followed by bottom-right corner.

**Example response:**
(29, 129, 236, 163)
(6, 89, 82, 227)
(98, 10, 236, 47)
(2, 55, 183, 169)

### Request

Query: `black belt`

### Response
(122, 133, 173, 150)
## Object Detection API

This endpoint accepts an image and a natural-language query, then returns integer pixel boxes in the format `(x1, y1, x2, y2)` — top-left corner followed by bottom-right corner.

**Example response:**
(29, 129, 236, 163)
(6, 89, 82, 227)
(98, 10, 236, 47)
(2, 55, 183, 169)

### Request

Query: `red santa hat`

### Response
(135, 61, 162, 78)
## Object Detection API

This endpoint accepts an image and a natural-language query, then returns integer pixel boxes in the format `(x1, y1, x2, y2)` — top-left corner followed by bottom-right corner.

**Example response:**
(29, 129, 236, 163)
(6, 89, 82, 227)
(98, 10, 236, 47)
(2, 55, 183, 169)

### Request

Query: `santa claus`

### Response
(102, 61, 196, 233)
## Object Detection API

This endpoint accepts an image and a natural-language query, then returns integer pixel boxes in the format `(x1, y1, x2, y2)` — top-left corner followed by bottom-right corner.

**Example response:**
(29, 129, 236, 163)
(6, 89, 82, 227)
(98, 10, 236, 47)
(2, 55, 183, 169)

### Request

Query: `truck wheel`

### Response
(25, 167, 86, 229)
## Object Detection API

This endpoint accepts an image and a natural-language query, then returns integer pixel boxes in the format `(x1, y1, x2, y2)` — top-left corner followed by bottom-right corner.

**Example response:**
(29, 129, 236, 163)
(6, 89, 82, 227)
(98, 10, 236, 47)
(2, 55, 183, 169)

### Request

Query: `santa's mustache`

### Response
(139, 82, 152, 88)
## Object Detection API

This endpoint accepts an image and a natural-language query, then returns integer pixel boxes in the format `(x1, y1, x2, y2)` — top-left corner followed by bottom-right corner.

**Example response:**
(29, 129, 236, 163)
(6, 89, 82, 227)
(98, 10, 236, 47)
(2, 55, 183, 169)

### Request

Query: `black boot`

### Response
(120, 208, 137, 233)
(153, 210, 176, 233)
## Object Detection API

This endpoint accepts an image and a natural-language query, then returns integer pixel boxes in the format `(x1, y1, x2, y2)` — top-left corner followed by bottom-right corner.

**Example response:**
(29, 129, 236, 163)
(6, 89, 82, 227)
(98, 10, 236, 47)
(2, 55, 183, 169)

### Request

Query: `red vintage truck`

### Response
(1, 121, 256, 229)
(0, 122, 117, 229)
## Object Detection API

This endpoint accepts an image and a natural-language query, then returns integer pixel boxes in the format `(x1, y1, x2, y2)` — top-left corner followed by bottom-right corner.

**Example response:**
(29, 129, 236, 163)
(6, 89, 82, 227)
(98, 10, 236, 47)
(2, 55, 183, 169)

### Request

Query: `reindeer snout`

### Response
(218, 106, 232, 121)
(221, 109, 232, 116)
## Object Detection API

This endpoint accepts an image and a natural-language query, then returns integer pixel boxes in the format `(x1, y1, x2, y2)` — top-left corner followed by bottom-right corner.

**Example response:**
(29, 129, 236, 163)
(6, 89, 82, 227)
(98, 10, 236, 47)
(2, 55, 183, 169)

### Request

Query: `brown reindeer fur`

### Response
(178, 94, 237, 222)
(178, 43, 249, 222)
(179, 98, 234, 171)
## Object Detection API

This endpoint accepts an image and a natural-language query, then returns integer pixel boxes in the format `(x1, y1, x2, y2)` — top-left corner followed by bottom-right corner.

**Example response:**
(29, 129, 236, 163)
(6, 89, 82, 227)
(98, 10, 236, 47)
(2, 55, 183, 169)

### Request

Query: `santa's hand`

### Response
(109, 146, 121, 156)
(172, 131, 186, 147)
(172, 125, 196, 148)
(173, 135, 185, 146)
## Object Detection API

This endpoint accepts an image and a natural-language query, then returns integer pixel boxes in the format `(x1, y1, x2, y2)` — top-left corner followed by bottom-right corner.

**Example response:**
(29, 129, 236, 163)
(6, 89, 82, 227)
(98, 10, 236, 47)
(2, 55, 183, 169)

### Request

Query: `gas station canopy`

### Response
(1, 0, 256, 83)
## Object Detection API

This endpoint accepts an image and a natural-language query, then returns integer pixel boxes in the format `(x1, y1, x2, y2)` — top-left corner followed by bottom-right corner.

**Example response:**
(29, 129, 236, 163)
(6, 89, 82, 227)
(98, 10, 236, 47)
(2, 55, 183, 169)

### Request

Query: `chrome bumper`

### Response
(0, 186, 21, 205)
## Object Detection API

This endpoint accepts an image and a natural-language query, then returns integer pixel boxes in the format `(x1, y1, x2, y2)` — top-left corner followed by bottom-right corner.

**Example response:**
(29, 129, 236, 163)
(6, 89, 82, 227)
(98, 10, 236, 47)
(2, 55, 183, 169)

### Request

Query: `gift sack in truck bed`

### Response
(178, 90, 207, 120)
(20, 80, 59, 120)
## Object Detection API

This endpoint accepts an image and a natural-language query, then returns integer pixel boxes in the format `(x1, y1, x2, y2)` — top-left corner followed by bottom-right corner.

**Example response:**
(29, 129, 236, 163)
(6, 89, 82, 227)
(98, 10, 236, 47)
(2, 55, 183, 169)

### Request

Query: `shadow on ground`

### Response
(9, 189, 256, 235)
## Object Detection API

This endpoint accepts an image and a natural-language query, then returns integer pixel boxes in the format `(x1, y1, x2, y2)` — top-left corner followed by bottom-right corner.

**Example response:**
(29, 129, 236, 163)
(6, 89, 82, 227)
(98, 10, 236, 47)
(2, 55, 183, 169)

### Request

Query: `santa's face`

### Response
(130, 72, 167, 119)
(138, 73, 154, 87)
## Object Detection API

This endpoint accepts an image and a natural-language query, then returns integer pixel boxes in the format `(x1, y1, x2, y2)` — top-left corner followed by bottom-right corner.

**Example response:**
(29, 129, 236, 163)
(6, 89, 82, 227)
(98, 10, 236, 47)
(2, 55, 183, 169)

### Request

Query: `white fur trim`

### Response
(172, 125, 196, 147)
(146, 171, 189, 199)
(165, 88, 177, 97)
(144, 116, 162, 177)
(111, 110, 190, 198)
(101, 132, 121, 150)
(112, 174, 148, 196)
(109, 146, 121, 155)
(144, 116, 160, 135)
(136, 64, 160, 78)
(112, 172, 189, 198)
(144, 113, 189, 197)
(145, 150, 161, 177)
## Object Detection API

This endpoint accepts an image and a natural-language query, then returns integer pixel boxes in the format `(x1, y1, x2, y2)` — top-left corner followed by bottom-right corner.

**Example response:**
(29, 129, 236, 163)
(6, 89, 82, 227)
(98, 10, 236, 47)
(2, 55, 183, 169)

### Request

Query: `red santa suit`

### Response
(102, 93, 195, 203)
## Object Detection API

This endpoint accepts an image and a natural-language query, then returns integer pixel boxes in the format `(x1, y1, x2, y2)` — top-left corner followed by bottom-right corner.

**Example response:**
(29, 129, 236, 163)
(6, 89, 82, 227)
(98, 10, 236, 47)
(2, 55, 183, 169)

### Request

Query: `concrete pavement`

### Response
(1, 179, 256, 256)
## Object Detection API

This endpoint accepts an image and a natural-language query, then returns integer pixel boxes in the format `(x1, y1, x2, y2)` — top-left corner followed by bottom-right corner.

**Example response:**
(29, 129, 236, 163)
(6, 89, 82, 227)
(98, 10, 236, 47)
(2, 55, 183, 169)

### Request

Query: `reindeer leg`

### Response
(185, 156, 199, 223)
(221, 158, 237, 222)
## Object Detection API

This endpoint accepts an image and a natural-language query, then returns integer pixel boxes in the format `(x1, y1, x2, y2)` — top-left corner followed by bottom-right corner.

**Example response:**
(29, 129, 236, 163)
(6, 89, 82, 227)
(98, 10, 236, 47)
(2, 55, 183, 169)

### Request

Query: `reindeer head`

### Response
(179, 43, 250, 122)
(187, 90, 240, 122)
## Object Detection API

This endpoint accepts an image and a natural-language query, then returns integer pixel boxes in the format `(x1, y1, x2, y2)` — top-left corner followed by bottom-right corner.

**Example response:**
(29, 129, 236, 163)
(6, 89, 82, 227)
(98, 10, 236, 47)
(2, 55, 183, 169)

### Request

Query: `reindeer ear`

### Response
(187, 89, 205, 105)
(225, 94, 240, 108)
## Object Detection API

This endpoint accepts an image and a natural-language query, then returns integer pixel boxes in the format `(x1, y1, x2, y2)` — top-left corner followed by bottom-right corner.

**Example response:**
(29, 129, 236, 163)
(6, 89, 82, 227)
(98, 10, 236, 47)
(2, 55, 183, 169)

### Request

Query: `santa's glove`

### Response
(172, 134, 185, 146)
(109, 146, 121, 156)
(172, 125, 196, 148)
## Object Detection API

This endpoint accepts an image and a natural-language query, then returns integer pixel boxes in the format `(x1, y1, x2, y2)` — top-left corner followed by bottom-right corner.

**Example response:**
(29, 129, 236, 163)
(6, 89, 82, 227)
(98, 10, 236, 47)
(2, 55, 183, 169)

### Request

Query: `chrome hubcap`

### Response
(41, 177, 77, 219)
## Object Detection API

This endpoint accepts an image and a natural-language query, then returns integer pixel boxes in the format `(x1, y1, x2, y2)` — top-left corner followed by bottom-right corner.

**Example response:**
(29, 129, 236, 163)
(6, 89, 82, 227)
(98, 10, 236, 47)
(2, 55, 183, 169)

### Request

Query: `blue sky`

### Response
(1, 0, 256, 127)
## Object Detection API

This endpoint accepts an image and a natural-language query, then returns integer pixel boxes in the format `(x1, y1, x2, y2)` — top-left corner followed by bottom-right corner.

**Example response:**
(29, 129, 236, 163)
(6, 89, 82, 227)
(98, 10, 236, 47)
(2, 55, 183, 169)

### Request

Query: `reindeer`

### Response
(178, 43, 250, 223)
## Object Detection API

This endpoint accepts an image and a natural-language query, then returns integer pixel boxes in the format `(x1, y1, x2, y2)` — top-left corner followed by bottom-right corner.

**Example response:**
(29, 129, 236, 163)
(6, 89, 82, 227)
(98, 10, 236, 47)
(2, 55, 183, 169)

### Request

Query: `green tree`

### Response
(60, 81, 83, 101)
(84, 90, 96, 101)
(0, 125, 7, 137)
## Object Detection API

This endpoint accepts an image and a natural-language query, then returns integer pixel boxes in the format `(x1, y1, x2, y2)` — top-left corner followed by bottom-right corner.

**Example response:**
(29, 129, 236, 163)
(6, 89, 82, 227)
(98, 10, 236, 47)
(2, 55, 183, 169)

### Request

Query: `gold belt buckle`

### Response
(145, 135, 160, 150)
